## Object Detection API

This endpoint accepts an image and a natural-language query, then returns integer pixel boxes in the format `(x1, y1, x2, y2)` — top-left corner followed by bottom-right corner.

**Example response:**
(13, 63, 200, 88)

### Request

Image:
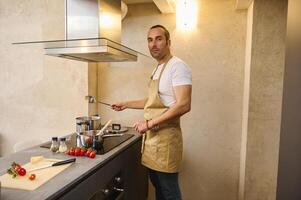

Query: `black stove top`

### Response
(41, 133, 134, 155)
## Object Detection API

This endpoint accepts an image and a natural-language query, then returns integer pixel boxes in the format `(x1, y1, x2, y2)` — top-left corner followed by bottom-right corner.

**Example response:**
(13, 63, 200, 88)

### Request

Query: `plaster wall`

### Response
(0, 0, 88, 155)
(1, 0, 287, 199)
(243, 0, 287, 200)
(239, 2, 253, 199)
(98, 1, 247, 199)
(277, 0, 301, 199)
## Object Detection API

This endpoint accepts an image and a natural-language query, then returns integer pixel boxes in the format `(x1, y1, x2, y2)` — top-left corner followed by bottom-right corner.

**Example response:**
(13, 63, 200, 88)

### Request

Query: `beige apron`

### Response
(141, 57, 183, 173)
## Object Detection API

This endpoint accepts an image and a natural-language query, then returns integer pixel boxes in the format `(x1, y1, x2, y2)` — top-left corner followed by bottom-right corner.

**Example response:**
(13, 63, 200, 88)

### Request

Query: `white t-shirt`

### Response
(151, 56, 192, 107)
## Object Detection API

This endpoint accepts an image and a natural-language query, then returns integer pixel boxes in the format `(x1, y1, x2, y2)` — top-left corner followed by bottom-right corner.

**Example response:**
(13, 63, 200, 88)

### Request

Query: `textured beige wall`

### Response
(3, 1, 288, 199)
(0, 0, 88, 155)
(98, 1, 247, 199)
(242, 0, 287, 200)
(239, 2, 253, 200)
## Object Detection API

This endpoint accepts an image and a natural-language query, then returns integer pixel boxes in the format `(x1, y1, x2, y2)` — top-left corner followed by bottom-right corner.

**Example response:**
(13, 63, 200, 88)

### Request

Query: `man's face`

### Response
(147, 27, 170, 60)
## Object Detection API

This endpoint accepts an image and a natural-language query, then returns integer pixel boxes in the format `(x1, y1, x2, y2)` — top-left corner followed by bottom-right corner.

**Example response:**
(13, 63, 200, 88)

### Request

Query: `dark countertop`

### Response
(0, 128, 141, 200)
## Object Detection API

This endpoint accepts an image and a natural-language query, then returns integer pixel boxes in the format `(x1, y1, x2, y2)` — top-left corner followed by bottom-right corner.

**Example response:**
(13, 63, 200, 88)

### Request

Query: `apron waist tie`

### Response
(150, 121, 180, 132)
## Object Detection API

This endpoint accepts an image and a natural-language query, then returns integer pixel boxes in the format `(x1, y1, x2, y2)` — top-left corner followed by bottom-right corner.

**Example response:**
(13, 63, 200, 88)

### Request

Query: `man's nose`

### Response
(151, 41, 157, 48)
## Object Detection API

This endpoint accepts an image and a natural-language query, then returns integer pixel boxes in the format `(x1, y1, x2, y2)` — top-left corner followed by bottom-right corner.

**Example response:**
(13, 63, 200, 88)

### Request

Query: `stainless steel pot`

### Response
(76, 130, 123, 148)
(76, 115, 101, 132)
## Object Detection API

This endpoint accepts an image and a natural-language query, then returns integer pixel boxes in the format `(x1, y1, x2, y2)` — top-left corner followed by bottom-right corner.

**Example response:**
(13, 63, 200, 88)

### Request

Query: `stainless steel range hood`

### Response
(13, 0, 141, 62)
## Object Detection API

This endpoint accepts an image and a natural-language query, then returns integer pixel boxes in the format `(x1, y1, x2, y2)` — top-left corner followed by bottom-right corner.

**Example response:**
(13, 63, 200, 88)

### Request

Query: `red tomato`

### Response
(69, 149, 75, 156)
(85, 150, 91, 157)
(80, 149, 86, 156)
(29, 174, 36, 181)
(18, 167, 26, 176)
(75, 148, 81, 156)
(89, 152, 96, 158)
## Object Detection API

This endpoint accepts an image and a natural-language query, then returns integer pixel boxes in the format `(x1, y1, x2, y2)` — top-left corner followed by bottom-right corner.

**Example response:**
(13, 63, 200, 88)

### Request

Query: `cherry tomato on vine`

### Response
(89, 152, 96, 158)
(29, 174, 36, 181)
(17, 167, 26, 176)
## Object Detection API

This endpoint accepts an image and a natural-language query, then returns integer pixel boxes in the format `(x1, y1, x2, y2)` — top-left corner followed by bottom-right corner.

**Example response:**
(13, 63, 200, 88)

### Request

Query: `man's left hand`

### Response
(133, 120, 148, 134)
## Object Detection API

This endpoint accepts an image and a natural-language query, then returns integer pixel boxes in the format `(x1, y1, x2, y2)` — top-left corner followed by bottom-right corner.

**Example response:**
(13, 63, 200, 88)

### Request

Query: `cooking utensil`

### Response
(76, 120, 128, 148)
(96, 119, 112, 137)
(85, 95, 112, 107)
(76, 119, 111, 148)
(27, 158, 76, 172)
(76, 115, 101, 132)
(98, 101, 111, 107)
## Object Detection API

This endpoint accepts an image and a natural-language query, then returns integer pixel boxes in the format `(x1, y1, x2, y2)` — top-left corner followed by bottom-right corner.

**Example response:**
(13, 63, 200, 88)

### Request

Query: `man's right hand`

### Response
(111, 102, 127, 111)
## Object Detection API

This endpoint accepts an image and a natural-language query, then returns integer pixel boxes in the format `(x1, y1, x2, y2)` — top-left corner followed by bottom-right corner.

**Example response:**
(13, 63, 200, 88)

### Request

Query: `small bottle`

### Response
(59, 137, 68, 153)
(50, 137, 59, 152)
(92, 135, 101, 152)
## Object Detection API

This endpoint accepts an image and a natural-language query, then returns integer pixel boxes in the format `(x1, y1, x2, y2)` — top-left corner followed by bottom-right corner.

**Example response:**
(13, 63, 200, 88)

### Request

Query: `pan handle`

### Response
(96, 120, 112, 137)
(102, 134, 124, 138)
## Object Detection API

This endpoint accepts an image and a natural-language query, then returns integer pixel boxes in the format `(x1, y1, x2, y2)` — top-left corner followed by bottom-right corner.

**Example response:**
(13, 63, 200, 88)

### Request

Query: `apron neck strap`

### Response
(150, 55, 173, 80)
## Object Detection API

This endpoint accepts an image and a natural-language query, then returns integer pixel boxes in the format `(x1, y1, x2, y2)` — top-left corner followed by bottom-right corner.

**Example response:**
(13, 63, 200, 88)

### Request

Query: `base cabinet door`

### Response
(58, 139, 148, 200)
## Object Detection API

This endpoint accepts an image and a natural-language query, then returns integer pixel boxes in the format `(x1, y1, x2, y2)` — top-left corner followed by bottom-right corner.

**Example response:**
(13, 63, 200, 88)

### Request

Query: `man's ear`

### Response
(167, 39, 171, 46)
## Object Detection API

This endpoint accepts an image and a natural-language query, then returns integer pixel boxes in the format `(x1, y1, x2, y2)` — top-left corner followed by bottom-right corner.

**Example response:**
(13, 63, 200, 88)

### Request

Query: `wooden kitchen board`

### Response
(0, 158, 73, 191)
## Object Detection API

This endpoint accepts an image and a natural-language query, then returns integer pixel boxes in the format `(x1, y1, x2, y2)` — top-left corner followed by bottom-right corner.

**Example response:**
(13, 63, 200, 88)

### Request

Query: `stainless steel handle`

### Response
(102, 189, 110, 196)
(115, 177, 122, 183)
(102, 134, 124, 138)
(113, 187, 124, 192)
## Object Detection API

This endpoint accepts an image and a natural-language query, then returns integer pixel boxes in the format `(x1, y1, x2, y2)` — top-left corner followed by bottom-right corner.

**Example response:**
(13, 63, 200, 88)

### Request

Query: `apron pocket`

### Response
(156, 145, 168, 168)
(143, 144, 157, 162)
(167, 143, 182, 170)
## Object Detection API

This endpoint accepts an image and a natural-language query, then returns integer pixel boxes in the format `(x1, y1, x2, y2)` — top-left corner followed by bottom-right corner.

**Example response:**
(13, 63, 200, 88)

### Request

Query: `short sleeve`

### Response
(171, 61, 192, 86)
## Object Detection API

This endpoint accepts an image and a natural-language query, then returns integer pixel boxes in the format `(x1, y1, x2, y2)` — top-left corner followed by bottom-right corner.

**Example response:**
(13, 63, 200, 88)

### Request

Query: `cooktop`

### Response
(40, 133, 134, 155)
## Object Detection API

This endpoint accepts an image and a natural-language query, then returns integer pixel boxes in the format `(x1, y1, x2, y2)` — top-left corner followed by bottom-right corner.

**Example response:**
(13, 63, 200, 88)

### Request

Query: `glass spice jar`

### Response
(50, 137, 59, 152)
(59, 137, 68, 153)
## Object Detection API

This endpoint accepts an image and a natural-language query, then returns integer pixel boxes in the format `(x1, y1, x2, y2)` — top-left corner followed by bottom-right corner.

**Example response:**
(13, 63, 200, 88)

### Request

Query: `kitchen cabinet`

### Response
(0, 130, 148, 200)
(58, 137, 148, 200)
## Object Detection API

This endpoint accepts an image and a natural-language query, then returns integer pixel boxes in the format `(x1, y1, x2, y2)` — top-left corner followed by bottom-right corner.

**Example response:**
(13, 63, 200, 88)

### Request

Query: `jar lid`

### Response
(60, 137, 66, 141)
(52, 137, 58, 141)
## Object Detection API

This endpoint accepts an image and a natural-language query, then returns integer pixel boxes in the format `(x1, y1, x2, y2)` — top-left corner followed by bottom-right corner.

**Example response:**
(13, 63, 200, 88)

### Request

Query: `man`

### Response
(112, 24, 192, 200)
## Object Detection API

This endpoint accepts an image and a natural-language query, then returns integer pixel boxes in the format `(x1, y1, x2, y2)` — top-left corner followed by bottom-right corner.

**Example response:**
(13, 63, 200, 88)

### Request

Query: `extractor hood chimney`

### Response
(13, 0, 142, 62)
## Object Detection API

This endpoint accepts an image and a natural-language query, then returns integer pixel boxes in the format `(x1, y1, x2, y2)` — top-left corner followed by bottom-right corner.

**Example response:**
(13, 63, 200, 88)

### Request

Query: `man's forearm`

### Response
(148, 85, 192, 128)
(148, 103, 190, 128)
(125, 98, 148, 109)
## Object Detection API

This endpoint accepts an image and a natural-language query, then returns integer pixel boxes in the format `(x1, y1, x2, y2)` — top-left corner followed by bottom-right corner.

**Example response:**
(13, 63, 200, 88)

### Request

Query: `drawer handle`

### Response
(113, 187, 124, 192)
(101, 189, 110, 196)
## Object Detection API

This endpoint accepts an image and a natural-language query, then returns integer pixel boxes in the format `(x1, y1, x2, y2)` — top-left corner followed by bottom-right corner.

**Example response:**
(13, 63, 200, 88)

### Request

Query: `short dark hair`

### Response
(150, 25, 170, 41)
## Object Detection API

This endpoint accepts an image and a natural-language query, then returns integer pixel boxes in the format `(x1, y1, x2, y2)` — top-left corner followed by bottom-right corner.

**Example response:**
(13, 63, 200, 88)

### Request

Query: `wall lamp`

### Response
(176, 0, 198, 31)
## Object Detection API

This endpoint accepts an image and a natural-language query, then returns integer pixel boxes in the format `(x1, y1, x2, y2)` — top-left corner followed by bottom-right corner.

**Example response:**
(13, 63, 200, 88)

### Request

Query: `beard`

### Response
(150, 49, 161, 59)
(149, 41, 170, 60)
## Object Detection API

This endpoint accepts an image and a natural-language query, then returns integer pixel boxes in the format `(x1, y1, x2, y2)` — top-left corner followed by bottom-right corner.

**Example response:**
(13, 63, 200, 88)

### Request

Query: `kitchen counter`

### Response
(0, 128, 147, 200)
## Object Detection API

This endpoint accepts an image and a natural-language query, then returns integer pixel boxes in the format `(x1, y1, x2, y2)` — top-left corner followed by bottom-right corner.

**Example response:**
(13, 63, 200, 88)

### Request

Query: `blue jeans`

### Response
(148, 168, 182, 200)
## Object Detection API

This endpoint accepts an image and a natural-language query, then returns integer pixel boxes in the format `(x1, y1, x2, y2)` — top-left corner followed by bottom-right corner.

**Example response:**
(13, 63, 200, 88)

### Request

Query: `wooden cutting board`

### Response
(0, 158, 73, 191)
